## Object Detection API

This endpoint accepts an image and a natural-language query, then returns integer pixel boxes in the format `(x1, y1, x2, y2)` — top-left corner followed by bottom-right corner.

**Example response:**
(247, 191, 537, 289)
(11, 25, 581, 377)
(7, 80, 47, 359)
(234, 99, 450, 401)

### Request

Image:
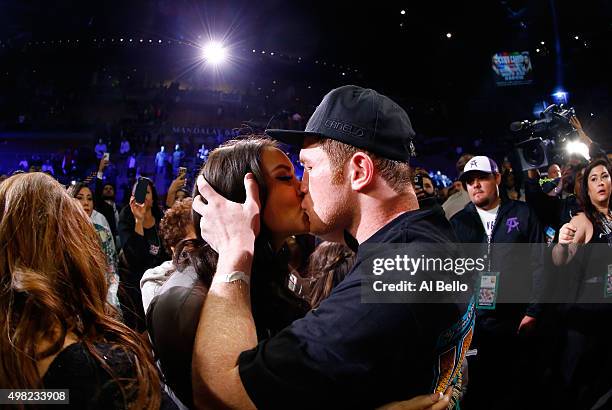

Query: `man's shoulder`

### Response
(379, 209, 456, 244)
(444, 190, 469, 205)
(450, 203, 477, 222)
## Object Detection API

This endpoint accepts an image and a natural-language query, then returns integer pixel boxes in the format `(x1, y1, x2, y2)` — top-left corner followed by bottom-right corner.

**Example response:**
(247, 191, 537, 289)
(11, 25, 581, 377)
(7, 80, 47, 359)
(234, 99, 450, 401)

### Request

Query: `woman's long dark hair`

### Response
(179, 137, 275, 284)
(178, 136, 309, 333)
(307, 242, 356, 309)
(579, 159, 612, 231)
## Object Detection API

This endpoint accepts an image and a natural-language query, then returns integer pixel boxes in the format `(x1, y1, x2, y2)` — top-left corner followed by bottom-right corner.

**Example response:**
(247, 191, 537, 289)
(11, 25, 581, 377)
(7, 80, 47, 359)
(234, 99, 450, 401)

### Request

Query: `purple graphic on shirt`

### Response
(506, 217, 519, 233)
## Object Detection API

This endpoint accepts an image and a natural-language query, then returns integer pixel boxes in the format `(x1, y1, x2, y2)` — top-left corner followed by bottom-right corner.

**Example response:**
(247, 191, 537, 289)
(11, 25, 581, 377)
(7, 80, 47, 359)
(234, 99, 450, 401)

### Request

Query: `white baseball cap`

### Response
(459, 156, 499, 182)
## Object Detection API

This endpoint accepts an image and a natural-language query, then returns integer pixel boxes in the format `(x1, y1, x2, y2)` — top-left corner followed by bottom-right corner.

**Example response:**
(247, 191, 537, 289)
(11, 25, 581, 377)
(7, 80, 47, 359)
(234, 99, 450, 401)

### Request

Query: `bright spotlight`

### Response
(552, 89, 568, 104)
(566, 140, 590, 160)
(553, 91, 567, 99)
(202, 41, 228, 65)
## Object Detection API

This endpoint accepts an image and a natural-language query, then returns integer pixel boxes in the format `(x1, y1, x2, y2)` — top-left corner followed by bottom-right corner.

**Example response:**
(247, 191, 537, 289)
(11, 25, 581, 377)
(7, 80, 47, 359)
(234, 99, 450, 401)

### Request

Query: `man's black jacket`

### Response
(450, 198, 545, 322)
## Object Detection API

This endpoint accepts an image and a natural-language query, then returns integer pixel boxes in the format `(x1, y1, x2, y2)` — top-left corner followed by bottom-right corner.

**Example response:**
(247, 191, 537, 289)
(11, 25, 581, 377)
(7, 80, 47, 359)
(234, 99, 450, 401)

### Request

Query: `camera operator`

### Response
(524, 159, 586, 241)
(569, 115, 608, 161)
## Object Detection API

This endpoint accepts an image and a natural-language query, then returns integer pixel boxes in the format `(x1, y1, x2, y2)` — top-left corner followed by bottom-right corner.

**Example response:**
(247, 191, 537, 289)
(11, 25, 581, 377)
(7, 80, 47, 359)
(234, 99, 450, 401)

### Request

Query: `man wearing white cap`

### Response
(450, 155, 545, 409)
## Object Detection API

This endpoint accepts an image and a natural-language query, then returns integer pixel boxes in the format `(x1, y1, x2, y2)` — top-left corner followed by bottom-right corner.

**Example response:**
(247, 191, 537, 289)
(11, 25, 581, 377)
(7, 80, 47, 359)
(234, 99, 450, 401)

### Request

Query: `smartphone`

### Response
(103, 152, 110, 161)
(134, 178, 148, 205)
(178, 167, 187, 179)
(413, 174, 423, 190)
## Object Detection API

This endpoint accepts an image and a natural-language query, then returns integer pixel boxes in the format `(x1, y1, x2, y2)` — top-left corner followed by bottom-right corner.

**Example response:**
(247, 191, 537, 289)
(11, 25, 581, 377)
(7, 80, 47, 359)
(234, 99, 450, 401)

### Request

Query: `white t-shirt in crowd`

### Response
(476, 205, 499, 238)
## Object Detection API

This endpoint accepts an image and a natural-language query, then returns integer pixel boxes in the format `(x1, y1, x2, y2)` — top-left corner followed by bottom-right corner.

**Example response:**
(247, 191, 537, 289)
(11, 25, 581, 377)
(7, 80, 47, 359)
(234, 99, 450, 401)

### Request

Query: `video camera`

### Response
(510, 104, 576, 139)
(509, 104, 578, 170)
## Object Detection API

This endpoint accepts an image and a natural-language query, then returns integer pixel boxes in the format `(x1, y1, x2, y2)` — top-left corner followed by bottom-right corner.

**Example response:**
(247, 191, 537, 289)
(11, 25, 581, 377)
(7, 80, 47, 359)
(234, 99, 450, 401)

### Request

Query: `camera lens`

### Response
(523, 139, 545, 166)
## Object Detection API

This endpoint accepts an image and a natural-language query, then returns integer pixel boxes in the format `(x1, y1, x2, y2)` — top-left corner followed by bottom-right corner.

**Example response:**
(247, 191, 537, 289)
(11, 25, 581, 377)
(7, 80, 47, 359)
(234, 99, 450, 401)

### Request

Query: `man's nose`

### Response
(300, 173, 309, 194)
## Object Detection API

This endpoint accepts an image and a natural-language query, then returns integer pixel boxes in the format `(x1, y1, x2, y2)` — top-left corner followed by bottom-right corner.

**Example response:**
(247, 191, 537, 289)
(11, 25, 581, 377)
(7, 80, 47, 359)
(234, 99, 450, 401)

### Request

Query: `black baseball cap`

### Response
(266, 85, 416, 162)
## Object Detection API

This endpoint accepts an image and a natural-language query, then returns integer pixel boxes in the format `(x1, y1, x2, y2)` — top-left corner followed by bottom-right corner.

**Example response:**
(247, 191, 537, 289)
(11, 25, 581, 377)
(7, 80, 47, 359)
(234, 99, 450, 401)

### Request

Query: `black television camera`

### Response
(510, 104, 576, 138)
(510, 104, 578, 170)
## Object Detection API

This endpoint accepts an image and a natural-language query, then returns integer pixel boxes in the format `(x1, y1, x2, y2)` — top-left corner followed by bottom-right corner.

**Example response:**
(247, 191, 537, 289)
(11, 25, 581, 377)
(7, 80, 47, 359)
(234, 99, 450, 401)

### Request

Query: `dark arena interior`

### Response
(0, 1, 611, 409)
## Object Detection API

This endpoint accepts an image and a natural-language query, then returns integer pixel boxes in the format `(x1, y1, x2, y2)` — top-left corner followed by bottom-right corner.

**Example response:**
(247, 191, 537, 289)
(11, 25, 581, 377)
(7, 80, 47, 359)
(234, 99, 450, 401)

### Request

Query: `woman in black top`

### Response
(118, 177, 170, 332)
(552, 159, 612, 409)
(0, 173, 173, 409)
(554, 158, 612, 258)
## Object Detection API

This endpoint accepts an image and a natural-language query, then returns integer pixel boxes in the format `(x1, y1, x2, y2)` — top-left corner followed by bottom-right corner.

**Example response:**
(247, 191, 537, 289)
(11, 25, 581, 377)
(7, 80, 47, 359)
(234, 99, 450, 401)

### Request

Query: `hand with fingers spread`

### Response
(192, 173, 261, 255)
(570, 115, 593, 145)
(569, 115, 583, 131)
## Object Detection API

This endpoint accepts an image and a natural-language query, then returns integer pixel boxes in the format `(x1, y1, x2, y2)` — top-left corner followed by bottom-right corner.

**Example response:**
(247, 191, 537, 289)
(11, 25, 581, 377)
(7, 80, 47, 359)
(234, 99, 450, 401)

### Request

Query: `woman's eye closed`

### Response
(277, 175, 293, 181)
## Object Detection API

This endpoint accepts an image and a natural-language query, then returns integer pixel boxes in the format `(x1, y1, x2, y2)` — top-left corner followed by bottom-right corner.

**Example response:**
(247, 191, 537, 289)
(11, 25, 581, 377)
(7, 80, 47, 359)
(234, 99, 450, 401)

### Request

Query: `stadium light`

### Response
(201, 41, 228, 65)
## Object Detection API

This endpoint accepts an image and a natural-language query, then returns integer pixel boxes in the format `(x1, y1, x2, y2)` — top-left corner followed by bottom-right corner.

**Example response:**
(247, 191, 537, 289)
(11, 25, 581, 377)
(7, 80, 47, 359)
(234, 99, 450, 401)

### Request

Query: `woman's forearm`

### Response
(552, 243, 576, 266)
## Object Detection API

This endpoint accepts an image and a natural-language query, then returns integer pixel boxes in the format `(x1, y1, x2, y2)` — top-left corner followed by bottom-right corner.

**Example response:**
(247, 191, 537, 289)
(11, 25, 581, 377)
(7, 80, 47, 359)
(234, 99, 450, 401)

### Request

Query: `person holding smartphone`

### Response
(118, 177, 169, 332)
(165, 167, 188, 208)
(414, 170, 445, 216)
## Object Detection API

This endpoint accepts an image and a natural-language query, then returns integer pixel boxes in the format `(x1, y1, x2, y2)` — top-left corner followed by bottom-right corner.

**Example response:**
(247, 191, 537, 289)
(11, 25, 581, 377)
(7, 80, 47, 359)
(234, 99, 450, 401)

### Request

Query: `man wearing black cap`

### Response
(191, 85, 473, 409)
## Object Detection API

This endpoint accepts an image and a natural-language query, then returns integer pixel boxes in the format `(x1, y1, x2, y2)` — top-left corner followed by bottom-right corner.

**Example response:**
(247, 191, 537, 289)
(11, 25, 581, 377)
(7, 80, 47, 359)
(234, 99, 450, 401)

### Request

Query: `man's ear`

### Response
(495, 172, 502, 186)
(349, 152, 374, 191)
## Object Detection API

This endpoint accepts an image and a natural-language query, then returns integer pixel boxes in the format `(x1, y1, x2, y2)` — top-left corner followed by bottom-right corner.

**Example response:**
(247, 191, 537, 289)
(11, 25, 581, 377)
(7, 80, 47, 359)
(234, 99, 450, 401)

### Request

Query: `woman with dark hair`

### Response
(552, 158, 612, 409)
(145, 137, 311, 407)
(68, 181, 120, 311)
(306, 242, 356, 309)
(118, 176, 170, 332)
(554, 159, 612, 261)
(189, 137, 312, 330)
(0, 173, 175, 409)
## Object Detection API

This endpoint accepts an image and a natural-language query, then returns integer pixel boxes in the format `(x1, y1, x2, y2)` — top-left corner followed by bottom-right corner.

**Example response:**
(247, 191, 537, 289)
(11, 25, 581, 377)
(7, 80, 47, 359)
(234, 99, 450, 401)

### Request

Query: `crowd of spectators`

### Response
(1, 84, 610, 410)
